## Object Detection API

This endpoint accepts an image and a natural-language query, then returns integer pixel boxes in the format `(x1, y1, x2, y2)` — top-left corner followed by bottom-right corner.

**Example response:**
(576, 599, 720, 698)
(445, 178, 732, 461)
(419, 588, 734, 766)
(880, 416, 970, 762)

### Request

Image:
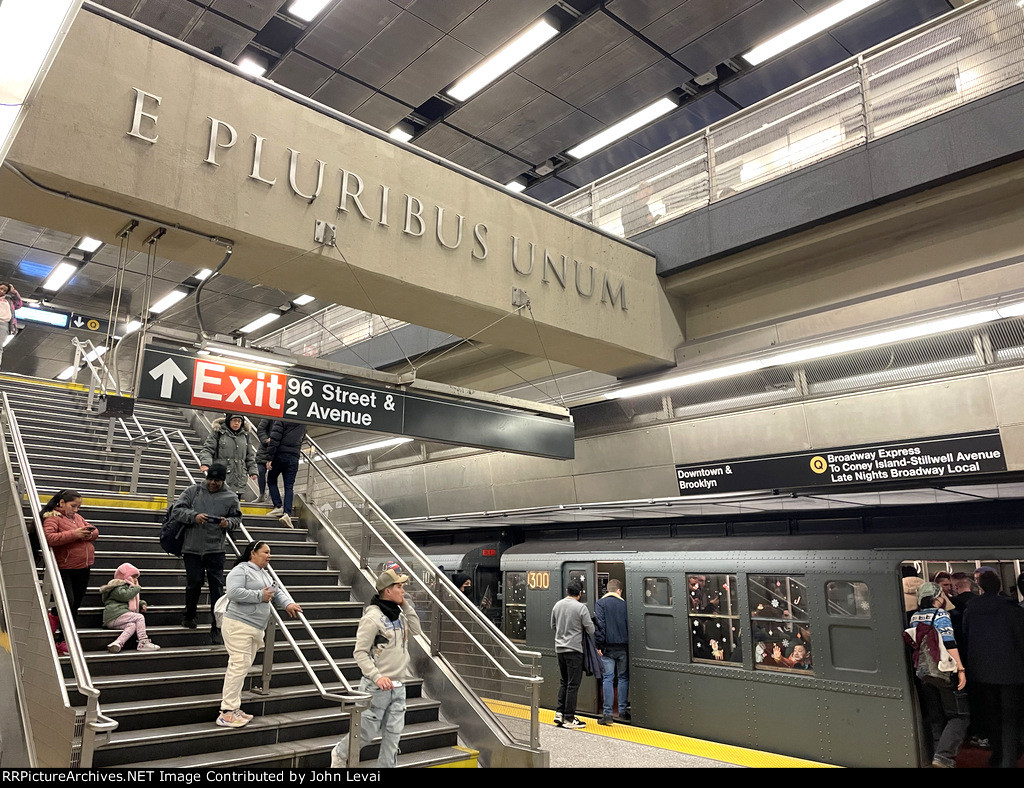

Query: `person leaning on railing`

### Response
(215, 540, 302, 729)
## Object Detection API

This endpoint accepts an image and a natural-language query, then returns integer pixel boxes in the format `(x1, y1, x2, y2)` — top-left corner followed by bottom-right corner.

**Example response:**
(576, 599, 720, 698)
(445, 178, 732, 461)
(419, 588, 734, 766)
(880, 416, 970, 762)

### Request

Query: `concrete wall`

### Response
(1, 9, 682, 377)
(351, 366, 1024, 519)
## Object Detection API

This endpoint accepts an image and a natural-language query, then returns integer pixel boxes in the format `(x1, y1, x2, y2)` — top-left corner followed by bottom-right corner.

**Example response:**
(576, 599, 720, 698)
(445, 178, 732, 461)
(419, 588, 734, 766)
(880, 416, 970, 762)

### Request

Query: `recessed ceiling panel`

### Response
(581, 59, 691, 124)
(209, 0, 280, 30)
(351, 92, 411, 131)
(604, 0, 685, 30)
(269, 52, 333, 94)
(638, 0, 759, 54)
(718, 34, 851, 107)
(446, 137, 506, 172)
(515, 12, 630, 91)
(477, 154, 528, 184)
(384, 35, 481, 107)
(477, 92, 574, 151)
(547, 37, 662, 108)
(829, 0, 952, 55)
(673, 0, 809, 77)
(449, 0, 555, 56)
(415, 122, 477, 158)
(524, 177, 577, 203)
(447, 73, 544, 136)
(312, 72, 376, 114)
(297, 0, 404, 70)
(134, 0, 203, 38)
(510, 110, 605, 164)
(184, 10, 253, 61)
(343, 11, 445, 89)
(395, 0, 483, 33)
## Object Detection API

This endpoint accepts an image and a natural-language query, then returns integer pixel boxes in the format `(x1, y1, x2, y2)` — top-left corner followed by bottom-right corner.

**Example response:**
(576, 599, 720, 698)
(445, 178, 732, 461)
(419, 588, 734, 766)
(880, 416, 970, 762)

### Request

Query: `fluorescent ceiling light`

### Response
(201, 341, 296, 368)
(237, 56, 266, 78)
(322, 437, 413, 460)
(194, 268, 213, 281)
(447, 19, 559, 102)
(292, 294, 315, 306)
(56, 365, 76, 381)
(607, 302, 1024, 400)
(150, 289, 189, 314)
(567, 97, 677, 159)
(239, 312, 282, 334)
(287, 0, 332, 22)
(505, 179, 527, 193)
(389, 126, 414, 143)
(118, 319, 143, 338)
(42, 261, 78, 292)
(76, 236, 102, 253)
(743, 0, 885, 66)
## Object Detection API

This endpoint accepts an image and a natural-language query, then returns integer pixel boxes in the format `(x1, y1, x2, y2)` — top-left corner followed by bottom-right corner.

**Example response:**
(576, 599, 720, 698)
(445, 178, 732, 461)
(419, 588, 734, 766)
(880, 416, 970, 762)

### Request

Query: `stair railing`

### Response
(127, 426, 202, 497)
(158, 433, 372, 765)
(0, 392, 118, 767)
(69, 337, 120, 409)
(301, 435, 544, 751)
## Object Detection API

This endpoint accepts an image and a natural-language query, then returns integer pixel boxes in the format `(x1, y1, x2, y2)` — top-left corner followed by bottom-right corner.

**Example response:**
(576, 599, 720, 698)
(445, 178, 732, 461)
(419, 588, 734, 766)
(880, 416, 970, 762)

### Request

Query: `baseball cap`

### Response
(376, 563, 409, 591)
(917, 582, 942, 603)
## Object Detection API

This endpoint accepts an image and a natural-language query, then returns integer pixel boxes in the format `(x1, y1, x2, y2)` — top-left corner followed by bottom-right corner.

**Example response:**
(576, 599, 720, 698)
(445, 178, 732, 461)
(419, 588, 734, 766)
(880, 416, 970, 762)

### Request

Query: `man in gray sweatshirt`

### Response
(551, 582, 594, 728)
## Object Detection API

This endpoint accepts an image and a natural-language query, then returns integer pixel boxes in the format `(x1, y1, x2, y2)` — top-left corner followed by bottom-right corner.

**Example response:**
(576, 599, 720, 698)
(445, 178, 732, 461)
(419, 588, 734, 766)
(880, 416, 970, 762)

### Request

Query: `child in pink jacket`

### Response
(100, 563, 160, 652)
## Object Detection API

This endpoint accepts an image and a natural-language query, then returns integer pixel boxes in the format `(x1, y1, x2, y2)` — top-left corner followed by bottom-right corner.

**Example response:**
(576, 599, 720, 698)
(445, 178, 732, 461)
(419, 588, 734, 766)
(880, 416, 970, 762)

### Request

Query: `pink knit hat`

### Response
(114, 563, 140, 581)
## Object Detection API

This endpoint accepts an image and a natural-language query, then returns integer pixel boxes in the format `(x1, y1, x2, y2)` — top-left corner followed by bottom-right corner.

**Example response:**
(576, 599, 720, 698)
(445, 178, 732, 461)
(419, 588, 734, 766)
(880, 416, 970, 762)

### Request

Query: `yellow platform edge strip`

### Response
(0, 373, 90, 393)
(483, 699, 834, 769)
(34, 493, 269, 516)
(428, 746, 479, 768)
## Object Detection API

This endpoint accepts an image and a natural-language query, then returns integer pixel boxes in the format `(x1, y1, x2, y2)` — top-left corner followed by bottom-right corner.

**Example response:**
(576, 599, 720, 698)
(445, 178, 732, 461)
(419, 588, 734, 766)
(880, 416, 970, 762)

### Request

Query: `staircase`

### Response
(1, 374, 474, 768)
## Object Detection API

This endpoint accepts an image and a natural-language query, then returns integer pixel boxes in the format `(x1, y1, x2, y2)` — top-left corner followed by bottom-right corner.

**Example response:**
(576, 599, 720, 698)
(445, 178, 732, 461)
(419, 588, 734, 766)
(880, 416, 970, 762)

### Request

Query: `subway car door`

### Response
(562, 562, 599, 715)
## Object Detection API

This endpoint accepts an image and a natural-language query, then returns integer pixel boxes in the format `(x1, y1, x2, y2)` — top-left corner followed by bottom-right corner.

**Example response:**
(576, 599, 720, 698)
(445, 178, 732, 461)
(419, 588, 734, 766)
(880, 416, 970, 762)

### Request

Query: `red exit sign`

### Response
(191, 359, 287, 418)
(481, 549, 497, 557)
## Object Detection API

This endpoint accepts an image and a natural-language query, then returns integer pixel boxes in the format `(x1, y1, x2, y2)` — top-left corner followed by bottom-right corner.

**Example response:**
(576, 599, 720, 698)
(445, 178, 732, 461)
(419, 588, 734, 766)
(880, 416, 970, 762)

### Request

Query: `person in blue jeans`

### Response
(265, 420, 306, 528)
(596, 578, 629, 725)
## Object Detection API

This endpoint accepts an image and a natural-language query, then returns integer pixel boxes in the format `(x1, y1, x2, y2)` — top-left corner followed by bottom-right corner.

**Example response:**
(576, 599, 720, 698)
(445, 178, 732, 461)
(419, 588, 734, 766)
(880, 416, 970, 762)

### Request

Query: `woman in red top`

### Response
(42, 489, 99, 627)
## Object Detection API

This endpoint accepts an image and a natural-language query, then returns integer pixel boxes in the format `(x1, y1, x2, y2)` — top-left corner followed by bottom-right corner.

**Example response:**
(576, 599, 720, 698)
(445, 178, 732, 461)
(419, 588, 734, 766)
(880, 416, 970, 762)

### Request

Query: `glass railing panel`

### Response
(712, 66, 864, 197)
(866, 0, 1024, 140)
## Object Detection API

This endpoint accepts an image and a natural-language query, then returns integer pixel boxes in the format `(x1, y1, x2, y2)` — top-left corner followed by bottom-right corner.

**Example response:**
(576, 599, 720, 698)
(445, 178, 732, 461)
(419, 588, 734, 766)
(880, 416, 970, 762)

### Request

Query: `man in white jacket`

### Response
(332, 565, 423, 768)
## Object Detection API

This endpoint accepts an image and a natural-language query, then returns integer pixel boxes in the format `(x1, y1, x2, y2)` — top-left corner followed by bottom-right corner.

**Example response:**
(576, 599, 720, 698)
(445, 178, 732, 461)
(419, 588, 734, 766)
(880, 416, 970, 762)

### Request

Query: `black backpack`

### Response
(159, 505, 186, 557)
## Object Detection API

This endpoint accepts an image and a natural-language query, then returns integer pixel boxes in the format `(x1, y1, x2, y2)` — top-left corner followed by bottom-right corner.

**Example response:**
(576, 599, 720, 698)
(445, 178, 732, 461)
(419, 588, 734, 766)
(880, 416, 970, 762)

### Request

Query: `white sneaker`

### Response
(279, 514, 293, 528)
(562, 718, 586, 729)
(137, 640, 160, 651)
(216, 710, 250, 728)
(330, 744, 347, 768)
(267, 508, 284, 516)
(553, 712, 563, 727)
(107, 642, 122, 653)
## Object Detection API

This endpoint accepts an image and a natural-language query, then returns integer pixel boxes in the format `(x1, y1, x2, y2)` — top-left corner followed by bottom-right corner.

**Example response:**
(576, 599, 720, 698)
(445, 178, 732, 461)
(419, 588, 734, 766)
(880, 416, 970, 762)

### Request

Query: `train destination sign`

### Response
(675, 431, 1007, 496)
(137, 344, 575, 459)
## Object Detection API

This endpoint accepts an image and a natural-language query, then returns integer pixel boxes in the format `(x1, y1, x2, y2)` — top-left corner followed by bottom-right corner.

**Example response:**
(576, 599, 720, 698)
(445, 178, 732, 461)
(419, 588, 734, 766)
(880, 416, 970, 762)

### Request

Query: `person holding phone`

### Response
(171, 463, 241, 645)
(41, 489, 99, 650)
(216, 540, 302, 728)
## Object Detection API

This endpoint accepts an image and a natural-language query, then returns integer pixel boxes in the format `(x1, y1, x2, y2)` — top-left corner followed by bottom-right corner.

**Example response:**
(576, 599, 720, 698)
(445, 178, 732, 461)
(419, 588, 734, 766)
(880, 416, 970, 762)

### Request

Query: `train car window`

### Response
(644, 577, 672, 606)
(825, 581, 872, 618)
(568, 569, 589, 603)
(504, 571, 527, 643)
(687, 574, 741, 665)
(748, 575, 814, 674)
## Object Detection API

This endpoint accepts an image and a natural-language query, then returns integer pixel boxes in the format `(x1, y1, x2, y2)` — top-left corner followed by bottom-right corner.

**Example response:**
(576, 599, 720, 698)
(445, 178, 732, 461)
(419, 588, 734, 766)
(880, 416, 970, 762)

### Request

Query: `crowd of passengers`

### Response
(902, 566, 1024, 768)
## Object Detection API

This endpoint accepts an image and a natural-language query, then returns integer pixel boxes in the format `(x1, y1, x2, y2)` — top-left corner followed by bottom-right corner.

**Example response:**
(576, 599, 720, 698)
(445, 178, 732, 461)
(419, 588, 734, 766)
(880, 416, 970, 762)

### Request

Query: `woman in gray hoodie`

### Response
(215, 540, 302, 729)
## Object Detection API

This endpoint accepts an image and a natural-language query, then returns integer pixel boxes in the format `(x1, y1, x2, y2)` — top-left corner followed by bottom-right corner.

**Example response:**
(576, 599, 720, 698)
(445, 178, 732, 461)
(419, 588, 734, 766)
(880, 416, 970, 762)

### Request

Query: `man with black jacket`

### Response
(266, 420, 306, 528)
(174, 463, 241, 644)
(596, 579, 629, 725)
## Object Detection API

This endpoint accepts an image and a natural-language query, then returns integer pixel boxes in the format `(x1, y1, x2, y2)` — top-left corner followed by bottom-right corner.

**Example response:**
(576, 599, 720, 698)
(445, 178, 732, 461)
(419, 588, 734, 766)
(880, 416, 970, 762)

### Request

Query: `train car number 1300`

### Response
(527, 571, 550, 590)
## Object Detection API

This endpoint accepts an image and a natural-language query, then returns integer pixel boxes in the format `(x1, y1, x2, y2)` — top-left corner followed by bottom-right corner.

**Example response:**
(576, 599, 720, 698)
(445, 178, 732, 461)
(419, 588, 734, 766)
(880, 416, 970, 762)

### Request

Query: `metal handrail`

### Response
(0, 392, 118, 767)
(223, 521, 370, 705)
(70, 337, 119, 403)
(157, 436, 370, 708)
(304, 436, 543, 674)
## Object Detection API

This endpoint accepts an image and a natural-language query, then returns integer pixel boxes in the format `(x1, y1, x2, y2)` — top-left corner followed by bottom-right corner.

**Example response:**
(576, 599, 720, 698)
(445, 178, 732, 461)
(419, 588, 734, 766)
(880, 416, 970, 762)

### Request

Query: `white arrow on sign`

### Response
(149, 358, 187, 398)
(73, 317, 84, 327)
